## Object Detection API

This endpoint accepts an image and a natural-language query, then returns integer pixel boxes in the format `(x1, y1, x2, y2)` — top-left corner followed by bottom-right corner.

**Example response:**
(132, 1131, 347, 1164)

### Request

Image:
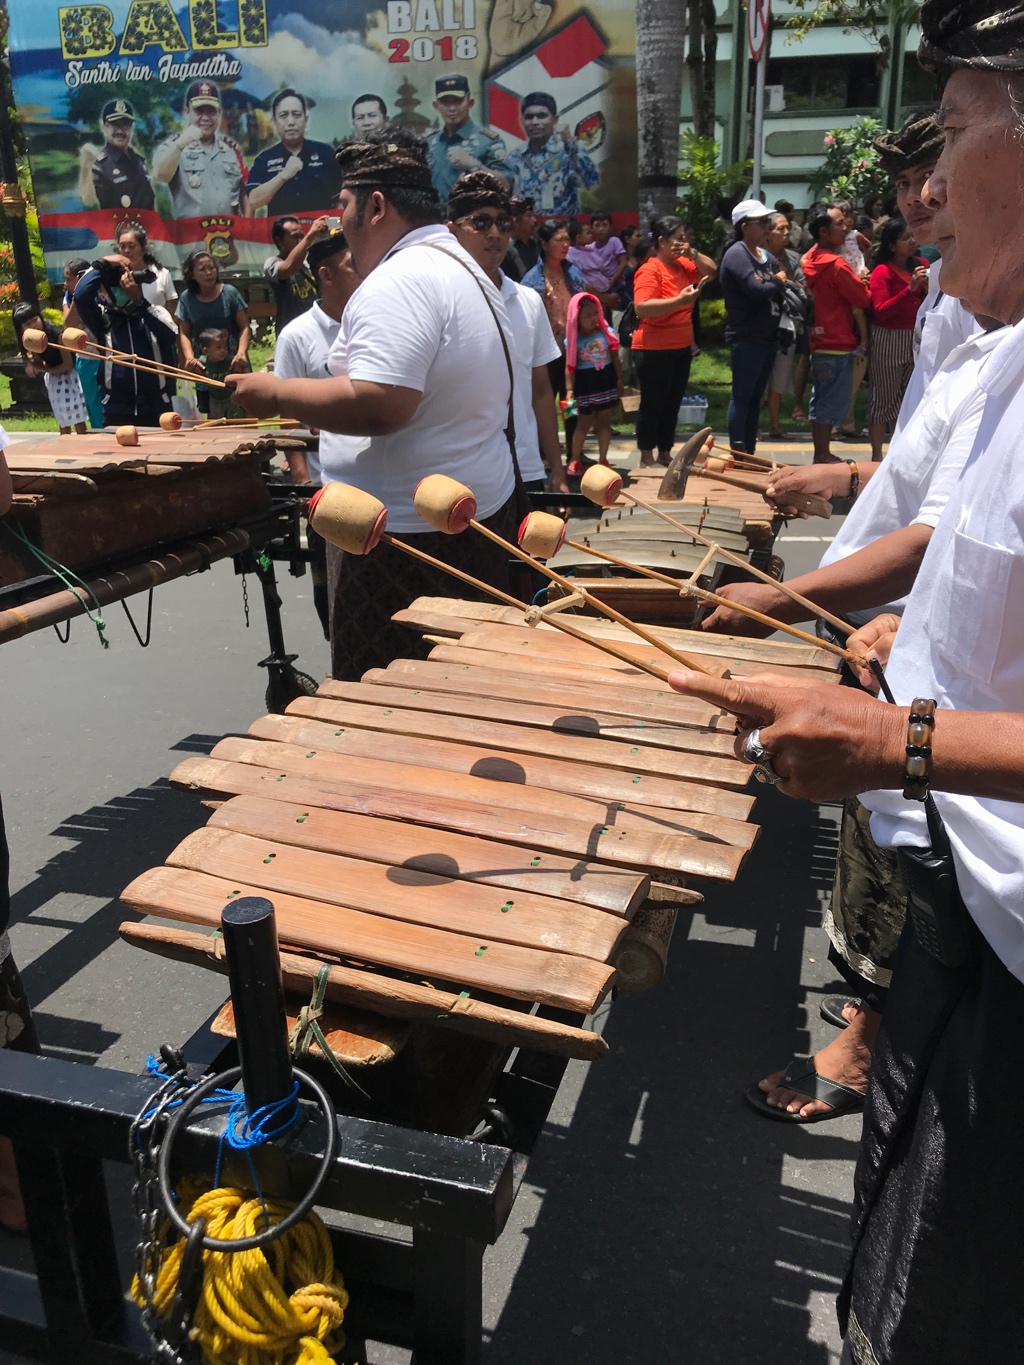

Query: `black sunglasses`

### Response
(460, 213, 513, 232)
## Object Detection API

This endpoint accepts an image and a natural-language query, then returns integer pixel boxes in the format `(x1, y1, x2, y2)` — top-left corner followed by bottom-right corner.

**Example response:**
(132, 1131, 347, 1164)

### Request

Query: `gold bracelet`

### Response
(903, 697, 936, 801)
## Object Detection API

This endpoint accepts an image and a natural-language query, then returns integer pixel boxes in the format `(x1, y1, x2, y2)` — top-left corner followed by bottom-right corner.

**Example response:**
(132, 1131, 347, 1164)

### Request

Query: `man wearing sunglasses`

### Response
(448, 170, 568, 494)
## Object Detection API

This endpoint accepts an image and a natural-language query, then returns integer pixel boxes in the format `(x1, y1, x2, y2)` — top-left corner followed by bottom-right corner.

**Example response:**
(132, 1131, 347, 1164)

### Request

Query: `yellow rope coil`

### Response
(131, 1185, 349, 1365)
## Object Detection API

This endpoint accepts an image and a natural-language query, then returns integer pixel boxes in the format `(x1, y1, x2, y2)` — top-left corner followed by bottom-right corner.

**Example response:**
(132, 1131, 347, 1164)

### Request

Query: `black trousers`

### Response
(546, 354, 577, 458)
(633, 347, 692, 454)
(841, 913, 1024, 1363)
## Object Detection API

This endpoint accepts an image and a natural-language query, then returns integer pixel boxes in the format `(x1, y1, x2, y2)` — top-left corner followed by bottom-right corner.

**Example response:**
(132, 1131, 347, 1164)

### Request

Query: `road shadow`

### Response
(8, 735, 222, 1063)
(484, 787, 859, 1365)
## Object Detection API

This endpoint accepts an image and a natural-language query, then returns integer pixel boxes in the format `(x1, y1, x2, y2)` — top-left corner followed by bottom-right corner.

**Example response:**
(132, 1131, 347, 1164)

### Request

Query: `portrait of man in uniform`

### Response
(505, 91, 599, 217)
(152, 80, 248, 220)
(425, 75, 509, 204)
(351, 94, 388, 138)
(246, 88, 343, 216)
(78, 99, 155, 213)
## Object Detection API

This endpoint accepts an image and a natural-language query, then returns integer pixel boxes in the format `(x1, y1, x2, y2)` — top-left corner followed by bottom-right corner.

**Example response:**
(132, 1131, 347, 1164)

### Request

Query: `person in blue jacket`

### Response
(719, 199, 786, 454)
(73, 255, 179, 427)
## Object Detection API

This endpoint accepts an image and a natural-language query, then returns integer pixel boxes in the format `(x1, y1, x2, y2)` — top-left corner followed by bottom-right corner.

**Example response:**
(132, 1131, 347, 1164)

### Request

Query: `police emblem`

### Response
(201, 216, 238, 268)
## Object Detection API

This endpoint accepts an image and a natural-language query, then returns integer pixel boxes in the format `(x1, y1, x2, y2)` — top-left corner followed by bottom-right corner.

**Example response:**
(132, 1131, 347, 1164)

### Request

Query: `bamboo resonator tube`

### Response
(22, 327, 227, 391)
(306, 482, 714, 683)
(579, 463, 854, 639)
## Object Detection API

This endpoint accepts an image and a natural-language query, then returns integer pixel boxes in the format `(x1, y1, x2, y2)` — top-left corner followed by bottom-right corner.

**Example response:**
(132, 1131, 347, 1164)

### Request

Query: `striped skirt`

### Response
(868, 324, 915, 430)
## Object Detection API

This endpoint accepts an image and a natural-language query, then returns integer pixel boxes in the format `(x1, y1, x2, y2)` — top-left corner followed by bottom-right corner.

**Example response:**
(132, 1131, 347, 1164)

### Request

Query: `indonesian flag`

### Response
(486, 16, 611, 162)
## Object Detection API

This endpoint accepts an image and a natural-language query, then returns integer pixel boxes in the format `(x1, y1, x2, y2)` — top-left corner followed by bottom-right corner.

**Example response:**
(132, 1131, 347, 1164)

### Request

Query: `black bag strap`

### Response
(418, 242, 531, 518)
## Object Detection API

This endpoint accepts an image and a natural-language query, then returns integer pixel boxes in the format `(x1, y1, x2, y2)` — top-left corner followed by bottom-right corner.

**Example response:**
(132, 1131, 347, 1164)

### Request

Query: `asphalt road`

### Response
(0, 448, 858, 1365)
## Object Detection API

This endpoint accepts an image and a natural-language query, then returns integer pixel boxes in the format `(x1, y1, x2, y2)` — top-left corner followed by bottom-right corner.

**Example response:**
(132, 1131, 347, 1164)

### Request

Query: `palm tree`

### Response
(636, 0, 688, 224)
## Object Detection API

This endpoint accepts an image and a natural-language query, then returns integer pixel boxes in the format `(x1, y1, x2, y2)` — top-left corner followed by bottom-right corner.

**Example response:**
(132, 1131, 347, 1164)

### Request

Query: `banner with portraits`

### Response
(6, 0, 637, 281)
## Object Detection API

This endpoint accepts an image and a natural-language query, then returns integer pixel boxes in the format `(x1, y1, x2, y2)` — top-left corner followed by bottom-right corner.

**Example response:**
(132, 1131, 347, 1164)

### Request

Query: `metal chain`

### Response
(241, 573, 250, 629)
(129, 1048, 201, 1364)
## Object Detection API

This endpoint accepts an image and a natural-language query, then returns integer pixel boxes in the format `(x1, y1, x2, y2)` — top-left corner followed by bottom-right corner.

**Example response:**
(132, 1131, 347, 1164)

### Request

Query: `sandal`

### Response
(820, 995, 861, 1029)
(743, 1055, 866, 1124)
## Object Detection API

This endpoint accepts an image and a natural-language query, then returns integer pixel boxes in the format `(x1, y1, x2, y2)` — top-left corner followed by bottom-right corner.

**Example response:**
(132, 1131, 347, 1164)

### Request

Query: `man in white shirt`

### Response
(273, 230, 364, 639)
(445, 169, 568, 494)
(697, 111, 1001, 1128)
(670, 25, 1024, 1359)
(228, 127, 520, 679)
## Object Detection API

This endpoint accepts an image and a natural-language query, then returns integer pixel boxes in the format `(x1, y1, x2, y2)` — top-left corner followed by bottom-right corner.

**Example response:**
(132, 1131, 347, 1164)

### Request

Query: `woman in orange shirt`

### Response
(632, 216, 716, 465)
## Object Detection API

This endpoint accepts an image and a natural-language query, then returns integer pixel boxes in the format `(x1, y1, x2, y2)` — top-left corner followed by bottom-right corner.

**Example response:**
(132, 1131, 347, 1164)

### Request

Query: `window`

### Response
(761, 56, 881, 112)
(901, 53, 940, 112)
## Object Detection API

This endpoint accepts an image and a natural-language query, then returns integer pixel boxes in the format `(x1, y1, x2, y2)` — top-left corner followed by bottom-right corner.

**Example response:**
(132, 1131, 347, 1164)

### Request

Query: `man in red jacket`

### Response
(802, 207, 871, 461)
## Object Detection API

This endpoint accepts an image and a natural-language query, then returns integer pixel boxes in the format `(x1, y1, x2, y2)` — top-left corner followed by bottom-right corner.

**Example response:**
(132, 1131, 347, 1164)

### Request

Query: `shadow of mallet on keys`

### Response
(306, 478, 722, 681)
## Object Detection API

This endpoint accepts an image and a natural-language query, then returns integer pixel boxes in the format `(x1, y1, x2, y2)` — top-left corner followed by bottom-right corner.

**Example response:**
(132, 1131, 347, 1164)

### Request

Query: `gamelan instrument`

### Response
(121, 576, 841, 1073)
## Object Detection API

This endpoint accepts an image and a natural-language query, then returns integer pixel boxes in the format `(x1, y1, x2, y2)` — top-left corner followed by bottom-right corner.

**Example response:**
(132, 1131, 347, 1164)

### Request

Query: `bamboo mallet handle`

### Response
(468, 519, 714, 676)
(383, 534, 677, 683)
(563, 538, 863, 666)
(625, 492, 854, 638)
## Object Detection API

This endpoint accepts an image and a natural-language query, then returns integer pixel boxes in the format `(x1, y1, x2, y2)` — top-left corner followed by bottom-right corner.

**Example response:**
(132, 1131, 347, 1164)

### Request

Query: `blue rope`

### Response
(143, 1055, 302, 1219)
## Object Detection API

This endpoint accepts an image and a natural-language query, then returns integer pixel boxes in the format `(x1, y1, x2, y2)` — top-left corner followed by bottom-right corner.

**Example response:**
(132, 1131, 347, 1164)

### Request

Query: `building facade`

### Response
(681, 1, 935, 206)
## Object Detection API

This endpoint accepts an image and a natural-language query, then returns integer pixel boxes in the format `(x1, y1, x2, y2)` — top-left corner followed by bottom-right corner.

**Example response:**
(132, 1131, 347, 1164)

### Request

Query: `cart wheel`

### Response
(767, 555, 785, 581)
(265, 666, 320, 714)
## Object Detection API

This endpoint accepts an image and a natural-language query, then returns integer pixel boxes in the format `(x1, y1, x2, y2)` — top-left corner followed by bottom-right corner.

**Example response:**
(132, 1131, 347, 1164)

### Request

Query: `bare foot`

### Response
(757, 1005, 881, 1119)
(639, 453, 655, 467)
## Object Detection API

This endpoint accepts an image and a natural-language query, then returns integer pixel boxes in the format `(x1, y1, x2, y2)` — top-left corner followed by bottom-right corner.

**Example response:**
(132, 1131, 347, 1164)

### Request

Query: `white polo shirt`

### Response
(500, 271, 561, 483)
(325, 225, 515, 534)
(861, 317, 1024, 981)
(273, 302, 369, 486)
(895, 260, 977, 437)
(817, 325, 1005, 625)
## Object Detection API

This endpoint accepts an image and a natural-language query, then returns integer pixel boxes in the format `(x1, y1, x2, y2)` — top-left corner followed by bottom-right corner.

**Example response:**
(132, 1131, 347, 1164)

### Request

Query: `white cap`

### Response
(731, 199, 773, 226)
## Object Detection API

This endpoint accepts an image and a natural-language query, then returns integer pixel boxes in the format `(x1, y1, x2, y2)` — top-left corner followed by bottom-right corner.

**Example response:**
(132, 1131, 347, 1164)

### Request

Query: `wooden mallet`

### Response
(655, 426, 831, 519)
(412, 475, 716, 675)
(306, 483, 721, 684)
(579, 463, 854, 639)
(22, 327, 228, 392)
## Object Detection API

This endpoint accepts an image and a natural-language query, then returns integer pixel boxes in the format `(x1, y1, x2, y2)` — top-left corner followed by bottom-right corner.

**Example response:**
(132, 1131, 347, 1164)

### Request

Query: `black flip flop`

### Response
(820, 995, 861, 1029)
(743, 1055, 866, 1124)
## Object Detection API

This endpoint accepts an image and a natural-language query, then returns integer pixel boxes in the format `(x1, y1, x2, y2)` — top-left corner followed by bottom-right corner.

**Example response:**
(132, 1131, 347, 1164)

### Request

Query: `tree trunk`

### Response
(636, 0, 688, 225)
(687, 0, 718, 140)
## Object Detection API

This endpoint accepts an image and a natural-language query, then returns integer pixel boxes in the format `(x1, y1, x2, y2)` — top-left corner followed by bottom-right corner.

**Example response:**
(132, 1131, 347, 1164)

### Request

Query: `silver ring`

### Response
(754, 757, 781, 785)
(742, 727, 769, 765)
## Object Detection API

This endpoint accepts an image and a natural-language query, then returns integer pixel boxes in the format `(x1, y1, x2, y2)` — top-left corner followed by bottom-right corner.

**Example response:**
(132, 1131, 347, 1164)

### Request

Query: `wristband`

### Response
(847, 460, 859, 500)
(903, 698, 936, 801)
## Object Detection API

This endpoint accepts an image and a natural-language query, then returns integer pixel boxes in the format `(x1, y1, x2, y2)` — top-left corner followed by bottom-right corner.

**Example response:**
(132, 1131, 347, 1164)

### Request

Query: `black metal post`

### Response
(0, 74, 39, 310)
(220, 896, 294, 1114)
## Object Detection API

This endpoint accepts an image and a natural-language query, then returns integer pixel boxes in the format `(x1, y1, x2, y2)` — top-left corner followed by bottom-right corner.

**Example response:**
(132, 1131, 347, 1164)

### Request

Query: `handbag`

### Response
(617, 302, 639, 349)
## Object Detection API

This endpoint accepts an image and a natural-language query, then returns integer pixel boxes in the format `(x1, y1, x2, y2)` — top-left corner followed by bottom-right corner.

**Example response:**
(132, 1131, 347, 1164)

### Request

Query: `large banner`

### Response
(7, 0, 636, 281)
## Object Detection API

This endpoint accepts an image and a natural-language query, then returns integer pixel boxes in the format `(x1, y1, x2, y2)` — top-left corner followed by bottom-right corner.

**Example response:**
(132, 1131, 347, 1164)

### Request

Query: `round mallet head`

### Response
(21, 328, 48, 355)
(308, 482, 387, 556)
(579, 463, 624, 508)
(159, 411, 183, 431)
(61, 327, 89, 354)
(705, 454, 729, 473)
(518, 511, 566, 559)
(115, 425, 139, 446)
(413, 474, 477, 534)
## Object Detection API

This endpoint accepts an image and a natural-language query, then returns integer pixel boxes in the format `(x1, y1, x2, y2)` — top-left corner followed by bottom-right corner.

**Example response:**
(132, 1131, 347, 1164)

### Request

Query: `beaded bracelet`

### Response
(903, 697, 937, 801)
(847, 460, 860, 501)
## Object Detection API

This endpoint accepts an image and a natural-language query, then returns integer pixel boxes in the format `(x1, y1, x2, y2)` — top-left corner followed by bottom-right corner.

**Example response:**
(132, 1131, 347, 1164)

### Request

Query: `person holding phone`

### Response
(719, 199, 787, 456)
(631, 215, 715, 466)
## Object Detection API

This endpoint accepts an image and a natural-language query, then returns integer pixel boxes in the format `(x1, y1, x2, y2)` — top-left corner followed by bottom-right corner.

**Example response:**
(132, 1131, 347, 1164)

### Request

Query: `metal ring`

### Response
(156, 1065, 337, 1253)
(755, 757, 781, 785)
(742, 727, 769, 766)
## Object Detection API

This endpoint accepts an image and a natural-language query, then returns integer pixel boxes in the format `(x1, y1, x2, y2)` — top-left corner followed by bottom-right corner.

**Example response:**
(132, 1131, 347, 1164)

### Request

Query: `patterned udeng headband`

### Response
(919, 0, 1024, 72)
(335, 139, 436, 194)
